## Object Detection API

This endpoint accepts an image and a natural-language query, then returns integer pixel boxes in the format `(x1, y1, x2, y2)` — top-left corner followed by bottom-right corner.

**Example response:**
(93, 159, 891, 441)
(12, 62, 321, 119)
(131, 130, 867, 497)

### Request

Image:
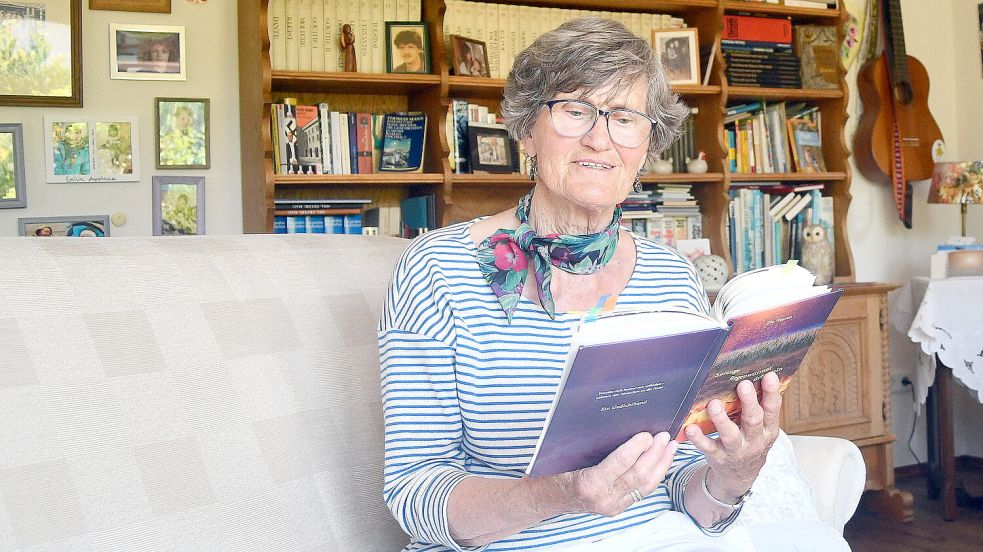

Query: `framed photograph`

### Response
(0, 124, 27, 208)
(0, 0, 82, 107)
(155, 98, 210, 169)
(152, 175, 205, 235)
(44, 116, 140, 183)
(90, 0, 171, 13)
(18, 215, 110, 237)
(110, 23, 186, 81)
(652, 28, 701, 86)
(385, 21, 431, 74)
(450, 35, 490, 77)
(467, 123, 518, 174)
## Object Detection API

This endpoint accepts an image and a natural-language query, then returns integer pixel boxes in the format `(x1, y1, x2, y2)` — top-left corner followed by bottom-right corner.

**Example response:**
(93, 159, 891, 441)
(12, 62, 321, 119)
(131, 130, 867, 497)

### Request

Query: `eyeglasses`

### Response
(542, 99, 657, 148)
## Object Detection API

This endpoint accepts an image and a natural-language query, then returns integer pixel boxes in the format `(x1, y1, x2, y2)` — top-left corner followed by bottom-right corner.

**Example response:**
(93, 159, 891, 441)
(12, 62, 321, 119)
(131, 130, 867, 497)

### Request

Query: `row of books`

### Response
(443, 1, 687, 79)
(732, 0, 838, 9)
(725, 101, 825, 174)
(272, 100, 428, 174)
(274, 214, 363, 234)
(621, 186, 702, 249)
(268, 0, 422, 73)
(272, 195, 436, 237)
(727, 184, 834, 274)
(722, 15, 801, 89)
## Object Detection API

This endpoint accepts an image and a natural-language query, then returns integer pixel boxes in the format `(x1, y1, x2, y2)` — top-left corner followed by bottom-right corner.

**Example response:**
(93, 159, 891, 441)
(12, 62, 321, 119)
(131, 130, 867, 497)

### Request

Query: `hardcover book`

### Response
(787, 115, 826, 173)
(379, 112, 427, 173)
(794, 25, 838, 89)
(525, 262, 842, 477)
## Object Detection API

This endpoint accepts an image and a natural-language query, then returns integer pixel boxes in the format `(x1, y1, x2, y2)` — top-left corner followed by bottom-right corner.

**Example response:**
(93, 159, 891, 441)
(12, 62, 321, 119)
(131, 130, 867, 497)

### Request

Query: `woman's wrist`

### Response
(703, 466, 753, 506)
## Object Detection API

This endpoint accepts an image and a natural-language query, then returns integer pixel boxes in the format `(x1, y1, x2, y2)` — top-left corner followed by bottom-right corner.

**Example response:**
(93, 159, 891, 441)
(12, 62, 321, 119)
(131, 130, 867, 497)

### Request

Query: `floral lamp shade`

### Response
(928, 161, 983, 237)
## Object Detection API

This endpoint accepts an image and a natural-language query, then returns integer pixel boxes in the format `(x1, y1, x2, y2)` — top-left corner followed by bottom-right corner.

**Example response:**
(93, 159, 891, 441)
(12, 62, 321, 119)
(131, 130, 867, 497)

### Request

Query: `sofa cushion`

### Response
(0, 235, 410, 551)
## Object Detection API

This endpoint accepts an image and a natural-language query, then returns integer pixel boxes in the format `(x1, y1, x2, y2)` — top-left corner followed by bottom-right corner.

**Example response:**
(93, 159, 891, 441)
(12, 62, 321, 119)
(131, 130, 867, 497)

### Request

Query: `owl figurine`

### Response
(800, 224, 834, 285)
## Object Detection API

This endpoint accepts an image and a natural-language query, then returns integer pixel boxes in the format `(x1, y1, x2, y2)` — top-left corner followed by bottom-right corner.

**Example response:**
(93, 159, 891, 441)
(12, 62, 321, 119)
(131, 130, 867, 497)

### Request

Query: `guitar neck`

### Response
(884, 0, 911, 86)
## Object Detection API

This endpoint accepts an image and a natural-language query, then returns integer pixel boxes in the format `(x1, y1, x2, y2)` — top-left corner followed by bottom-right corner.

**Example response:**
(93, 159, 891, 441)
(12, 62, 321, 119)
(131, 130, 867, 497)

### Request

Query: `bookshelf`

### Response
(238, 0, 911, 521)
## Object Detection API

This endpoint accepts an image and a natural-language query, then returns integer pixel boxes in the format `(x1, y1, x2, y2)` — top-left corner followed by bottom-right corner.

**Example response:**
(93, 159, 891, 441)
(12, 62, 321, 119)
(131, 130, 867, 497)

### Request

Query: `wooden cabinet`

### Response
(784, 284, 913, 522)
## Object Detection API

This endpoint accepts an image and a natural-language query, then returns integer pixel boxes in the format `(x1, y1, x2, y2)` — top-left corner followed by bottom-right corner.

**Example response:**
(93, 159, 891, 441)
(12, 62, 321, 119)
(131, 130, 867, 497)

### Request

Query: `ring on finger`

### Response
(629, 488, 644, 503)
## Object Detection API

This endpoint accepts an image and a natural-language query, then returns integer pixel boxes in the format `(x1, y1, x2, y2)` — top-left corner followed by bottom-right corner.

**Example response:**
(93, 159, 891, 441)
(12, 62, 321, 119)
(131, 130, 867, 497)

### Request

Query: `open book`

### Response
(525, 261, 842, 478)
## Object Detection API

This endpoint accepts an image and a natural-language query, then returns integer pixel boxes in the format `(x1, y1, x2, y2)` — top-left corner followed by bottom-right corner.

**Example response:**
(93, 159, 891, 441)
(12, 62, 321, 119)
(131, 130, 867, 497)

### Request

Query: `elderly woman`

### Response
(380, 18, 847, 552)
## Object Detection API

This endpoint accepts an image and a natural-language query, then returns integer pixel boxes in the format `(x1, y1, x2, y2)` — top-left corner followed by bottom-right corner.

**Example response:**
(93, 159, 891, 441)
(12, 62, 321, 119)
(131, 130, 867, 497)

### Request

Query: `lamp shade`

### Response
(928, 161, 983, 205)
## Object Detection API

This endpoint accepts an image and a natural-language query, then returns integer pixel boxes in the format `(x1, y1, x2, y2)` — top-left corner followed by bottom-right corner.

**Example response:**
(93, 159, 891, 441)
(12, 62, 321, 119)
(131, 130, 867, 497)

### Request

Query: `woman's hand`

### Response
(561, 431, 677, 517)
(684, 371, 782, 502)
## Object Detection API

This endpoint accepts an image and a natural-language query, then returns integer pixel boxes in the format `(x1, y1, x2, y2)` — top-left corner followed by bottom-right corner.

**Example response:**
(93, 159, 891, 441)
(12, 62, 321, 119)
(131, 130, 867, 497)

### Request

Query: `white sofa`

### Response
(0, 235, 865, 551)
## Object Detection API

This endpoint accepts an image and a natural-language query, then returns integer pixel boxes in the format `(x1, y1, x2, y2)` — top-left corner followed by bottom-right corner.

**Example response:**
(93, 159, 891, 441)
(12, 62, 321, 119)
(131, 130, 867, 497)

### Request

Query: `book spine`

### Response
(275, 208, 363, 216)
(356, 112, 374, 174)
(348, 111, 359, 173)
(722, 15, 793, 43)
(339, 112, 351, 174)
(309, 0, 322, 71)
(357, 0, 371, 73)
(323, 0, 337, 71)
(335, 0, 349, 70)
(284, 0, 298, 69)
(370, 0, 383, 73)
(307, 215, 327, 233)
(274, 216, 287, 234)
(269, 0, 286, 70)
(318, 103, 333, 173)
(297, 0, 310, 71)
(395, 0, 408, 21)
(407, 0, 420, 19)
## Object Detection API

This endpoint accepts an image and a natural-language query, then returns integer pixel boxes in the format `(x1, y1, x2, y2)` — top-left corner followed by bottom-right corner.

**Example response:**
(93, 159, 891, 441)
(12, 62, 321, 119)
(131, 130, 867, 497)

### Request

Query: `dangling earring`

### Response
(632, 173, 643, 193)
(528, 155, 537, 181)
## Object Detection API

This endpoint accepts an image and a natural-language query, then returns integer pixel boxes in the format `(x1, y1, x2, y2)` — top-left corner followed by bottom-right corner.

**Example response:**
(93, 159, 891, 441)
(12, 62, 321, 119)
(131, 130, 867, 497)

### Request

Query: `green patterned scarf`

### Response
(476, 191, 622, 322)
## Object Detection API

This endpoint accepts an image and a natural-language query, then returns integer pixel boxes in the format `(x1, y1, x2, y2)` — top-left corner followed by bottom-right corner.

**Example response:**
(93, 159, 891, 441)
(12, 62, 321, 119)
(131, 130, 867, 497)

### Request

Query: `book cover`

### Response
(787, 116, 826, 173)
(294, 104, 323, 174)
(722, 15, 793, 43)
(525, 264, 842, 477)
(794, 25, 838, 89)
(379, 112, 427, 173)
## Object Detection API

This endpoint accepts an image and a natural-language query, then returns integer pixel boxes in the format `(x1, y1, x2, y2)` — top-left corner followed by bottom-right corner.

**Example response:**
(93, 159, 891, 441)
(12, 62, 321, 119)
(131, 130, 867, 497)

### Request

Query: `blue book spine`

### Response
(453, 100, 470, 174)
(273, 216, 287, 234)
(348, 112, 359, 174)
(344, 213, 362, 234)
(328, 215, 345, 234)
(286, 216, 307, 234)
(307, 215, 327, 234)
(725, 101, 763, 117)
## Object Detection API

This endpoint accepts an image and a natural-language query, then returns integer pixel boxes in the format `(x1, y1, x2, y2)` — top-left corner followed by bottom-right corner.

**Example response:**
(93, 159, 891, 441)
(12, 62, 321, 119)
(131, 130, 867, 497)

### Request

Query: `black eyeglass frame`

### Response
(541, 99, 659, 146)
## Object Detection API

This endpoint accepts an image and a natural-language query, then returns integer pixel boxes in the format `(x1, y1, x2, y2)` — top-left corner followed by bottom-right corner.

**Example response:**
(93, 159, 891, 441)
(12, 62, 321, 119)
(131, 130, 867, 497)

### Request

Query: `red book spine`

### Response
(355, 112, 374, 174)
(722, 15, 793, 43)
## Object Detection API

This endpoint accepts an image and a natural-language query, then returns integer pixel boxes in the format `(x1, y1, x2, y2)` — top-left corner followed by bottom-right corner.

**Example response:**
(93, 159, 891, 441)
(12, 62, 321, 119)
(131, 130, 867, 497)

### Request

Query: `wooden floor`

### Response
(844, 465, 983, 551)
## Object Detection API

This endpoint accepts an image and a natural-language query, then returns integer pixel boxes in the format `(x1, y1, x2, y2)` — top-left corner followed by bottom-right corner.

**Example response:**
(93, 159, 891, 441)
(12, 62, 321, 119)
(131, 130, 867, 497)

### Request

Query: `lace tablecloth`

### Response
(892, 276, 983, 404)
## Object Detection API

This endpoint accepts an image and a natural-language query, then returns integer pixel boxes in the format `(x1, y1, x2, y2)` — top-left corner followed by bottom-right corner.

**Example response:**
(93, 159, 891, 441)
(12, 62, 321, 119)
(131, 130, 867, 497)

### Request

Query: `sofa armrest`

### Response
(787, 434, 866, 534)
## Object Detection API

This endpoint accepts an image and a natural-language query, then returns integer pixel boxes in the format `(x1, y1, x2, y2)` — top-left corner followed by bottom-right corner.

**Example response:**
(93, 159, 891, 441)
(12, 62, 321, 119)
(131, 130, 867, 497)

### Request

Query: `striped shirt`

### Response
(379, 220, 740, 552)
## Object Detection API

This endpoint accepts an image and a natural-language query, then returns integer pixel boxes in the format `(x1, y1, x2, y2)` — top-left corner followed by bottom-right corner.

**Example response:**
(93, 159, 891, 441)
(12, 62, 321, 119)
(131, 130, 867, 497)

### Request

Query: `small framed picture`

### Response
(152, 175, 204, 235)
(653, 28, 701, 85)
(18, 215, 110, 237)
(44, 115, 140, 183)
(155, 98, 210, 169)
(110, 23, 186, 80)
(89, 0, 171, 12)
(385, 21, 431, 74)
(450, 35, 490, 77)
(0, 123, 27, 208)
(467, 123, 518, 174)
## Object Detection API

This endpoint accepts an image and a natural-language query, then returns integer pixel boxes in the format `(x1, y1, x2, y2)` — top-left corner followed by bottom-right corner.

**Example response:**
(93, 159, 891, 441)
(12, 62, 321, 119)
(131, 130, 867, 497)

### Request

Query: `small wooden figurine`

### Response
(341, 24, 357, 72)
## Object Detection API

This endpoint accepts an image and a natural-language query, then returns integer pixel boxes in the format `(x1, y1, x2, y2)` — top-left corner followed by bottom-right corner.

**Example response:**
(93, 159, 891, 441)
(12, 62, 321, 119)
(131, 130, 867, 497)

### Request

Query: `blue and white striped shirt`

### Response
(379, 220, 739, 552)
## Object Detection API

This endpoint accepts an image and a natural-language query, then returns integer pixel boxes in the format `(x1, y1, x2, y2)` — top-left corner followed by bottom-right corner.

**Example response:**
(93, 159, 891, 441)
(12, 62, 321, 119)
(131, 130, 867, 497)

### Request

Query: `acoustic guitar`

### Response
(854, 0, 943, 229)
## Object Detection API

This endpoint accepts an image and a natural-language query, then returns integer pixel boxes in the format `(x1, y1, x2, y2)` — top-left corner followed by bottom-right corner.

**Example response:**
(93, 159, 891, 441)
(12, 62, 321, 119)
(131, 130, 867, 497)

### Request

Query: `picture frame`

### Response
(652, 28, 701, 86)
(155, 98, 210, 169)
(0, 123, 27, 209)
(450, 35, 490, 77)
(18, 215, 110, 237)
(385, 21, 431, 74)
(0, 0, 82, 107)
(152, 175, 205, 235)
(467, 123, 519, 174)
(89, 0, 171, 13)
(110, 23, 186, 81)
(44, 115, 141, 183)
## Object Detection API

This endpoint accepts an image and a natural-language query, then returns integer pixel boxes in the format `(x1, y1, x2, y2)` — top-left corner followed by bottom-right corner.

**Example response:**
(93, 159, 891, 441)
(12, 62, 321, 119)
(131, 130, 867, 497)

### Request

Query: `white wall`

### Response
(0, 1, 242, 236)
(847, 0, 983, 465)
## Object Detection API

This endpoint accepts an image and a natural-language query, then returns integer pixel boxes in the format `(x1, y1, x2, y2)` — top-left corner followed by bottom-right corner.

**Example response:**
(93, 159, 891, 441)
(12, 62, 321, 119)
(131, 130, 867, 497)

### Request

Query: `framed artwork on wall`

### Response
(89, 0, 171, 13)
(652, 28, 701, 86)
(43, 115, 141, 183)
(0, 123, 27, 209)
(0, 0, 82, 107)
(110, 23, 186, 81)
(385, 22, 431, 74)
(155, 97, 210, 169)
(18, 215, 110, 237)
(152, 175, 205, 235)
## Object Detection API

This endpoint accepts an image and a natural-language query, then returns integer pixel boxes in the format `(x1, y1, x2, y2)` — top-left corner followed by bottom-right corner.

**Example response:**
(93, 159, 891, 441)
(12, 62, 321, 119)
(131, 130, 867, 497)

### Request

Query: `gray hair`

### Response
(501, 17, 689, 160)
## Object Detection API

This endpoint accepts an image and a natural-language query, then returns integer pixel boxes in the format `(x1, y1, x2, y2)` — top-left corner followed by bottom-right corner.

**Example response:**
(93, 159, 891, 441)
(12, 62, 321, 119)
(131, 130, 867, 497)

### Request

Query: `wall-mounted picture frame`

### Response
(0, 123, 27, 209)
(44, 115, 140, 183)
(467, 123, 518, 174)
(450, 35, 490, 77)
(155, 97, 210, 169)
(110, 23, 186, 81)
(18, 215, 110, 237)
(90, 0, 171, 13)
(0, 0, 82, 107)
(653, 28, 701, 86)
(152, 175, 205, 235)
(385, 21, 431, 74)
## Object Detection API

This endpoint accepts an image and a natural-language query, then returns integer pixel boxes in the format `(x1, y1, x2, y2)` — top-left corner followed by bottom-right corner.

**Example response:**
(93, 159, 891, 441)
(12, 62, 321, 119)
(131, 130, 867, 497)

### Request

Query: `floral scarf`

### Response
(476, 192, 622, 322)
